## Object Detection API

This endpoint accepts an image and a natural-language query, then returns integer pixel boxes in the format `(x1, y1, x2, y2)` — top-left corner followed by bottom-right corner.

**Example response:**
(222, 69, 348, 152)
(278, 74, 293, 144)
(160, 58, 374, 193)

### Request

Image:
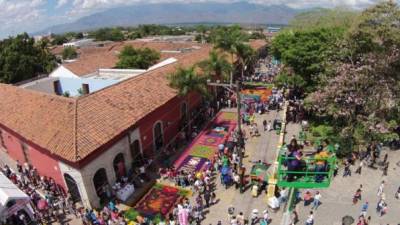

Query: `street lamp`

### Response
(207, 80, 245, 192)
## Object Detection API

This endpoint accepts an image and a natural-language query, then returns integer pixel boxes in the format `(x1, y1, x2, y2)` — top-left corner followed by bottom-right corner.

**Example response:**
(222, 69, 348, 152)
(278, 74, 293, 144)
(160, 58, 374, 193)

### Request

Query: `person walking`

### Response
(263, 120, 267, 132)
(312, 191, 322, 210)
(360, 202, 369, 217)
(355, 160, 364, 174)
(290, 210, 299, 225)
(382, 162, 389, 176)
(353, 185, 363, 204)
(303, 191, 312, 206)
(343, 161, 352, 177)
(305, 211, 314, 225)
(382, 153, 388, 164)
(249, 209, 259, 225)
(203, 190, 211, 208)
(377, 181, 385, 197)
(261, 210, 270, 225)
(228, 205, 235, 220)
(236, 212, 245, 225)
(210, 192, 217, 205)
(395, 186, 400, 199)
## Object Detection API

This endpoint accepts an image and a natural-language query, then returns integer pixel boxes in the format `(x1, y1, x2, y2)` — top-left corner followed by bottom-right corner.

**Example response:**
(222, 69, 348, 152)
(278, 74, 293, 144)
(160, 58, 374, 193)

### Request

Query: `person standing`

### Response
(312, 191, 322, 210)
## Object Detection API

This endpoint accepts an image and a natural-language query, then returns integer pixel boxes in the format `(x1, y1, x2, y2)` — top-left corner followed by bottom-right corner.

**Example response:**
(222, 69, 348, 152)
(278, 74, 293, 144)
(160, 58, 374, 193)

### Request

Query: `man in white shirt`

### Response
(312, 191, 322, 210)
(377, 180, 385, 197)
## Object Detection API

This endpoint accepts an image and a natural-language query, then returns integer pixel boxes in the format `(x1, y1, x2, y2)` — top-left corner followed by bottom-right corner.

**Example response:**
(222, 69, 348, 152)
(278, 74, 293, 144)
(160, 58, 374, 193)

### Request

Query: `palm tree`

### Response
(213, 25, 248, 84)
(198, 50, 232, 82)
(168, 66, 209, 97)
(236, 43, 256, 80)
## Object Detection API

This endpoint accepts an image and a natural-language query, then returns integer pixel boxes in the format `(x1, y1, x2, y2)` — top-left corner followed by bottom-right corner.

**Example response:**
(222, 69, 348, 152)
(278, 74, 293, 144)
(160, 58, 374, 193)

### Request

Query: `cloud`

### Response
(0, 0, 46, 37)
(56, 0, 69, 8)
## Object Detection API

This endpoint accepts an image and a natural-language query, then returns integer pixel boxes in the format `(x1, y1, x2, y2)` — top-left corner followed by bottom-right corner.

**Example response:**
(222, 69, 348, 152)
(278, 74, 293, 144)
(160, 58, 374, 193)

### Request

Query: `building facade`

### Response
(0, 40, 266, 208)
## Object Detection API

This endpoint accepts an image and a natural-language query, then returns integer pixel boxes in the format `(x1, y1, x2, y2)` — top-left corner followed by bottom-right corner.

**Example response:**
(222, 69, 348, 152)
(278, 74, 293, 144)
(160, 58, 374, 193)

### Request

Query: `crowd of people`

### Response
(244, 57, 281, 83)
(158, 125, 246, 224)
(1, 162, 77, 225)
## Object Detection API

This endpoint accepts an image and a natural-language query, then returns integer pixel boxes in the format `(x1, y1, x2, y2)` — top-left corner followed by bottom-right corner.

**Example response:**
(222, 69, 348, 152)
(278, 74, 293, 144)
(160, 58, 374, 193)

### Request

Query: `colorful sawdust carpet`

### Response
(197, 135, 221, 146)
(134, 184, 183, 217)
(189, 145, 215, 159)
(177, 155, 208, 173)
(218, 112, 237, 121)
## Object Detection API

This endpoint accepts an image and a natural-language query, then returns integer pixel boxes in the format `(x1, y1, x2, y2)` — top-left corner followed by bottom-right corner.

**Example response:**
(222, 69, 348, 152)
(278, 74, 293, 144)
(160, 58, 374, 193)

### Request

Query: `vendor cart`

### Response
(250, 163, 269, 184)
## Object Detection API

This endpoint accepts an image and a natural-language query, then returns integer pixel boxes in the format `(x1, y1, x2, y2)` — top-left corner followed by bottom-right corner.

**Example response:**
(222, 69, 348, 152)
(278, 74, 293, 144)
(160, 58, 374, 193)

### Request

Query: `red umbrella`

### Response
(37, 199, 48, 210)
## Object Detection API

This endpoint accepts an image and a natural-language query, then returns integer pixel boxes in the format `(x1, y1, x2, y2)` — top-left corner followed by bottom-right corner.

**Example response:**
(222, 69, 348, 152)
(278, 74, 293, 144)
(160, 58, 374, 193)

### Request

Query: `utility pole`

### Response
(207, 80, 244, 191)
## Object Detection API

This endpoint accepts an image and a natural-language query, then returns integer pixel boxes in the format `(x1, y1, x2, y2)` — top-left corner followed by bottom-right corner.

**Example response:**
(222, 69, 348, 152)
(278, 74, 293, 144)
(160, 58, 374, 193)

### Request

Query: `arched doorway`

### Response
(93, 168, 109, 202)
(153, 121, 164, 151)
(113, 153, 126, 179)
(64, 173, 81, 203)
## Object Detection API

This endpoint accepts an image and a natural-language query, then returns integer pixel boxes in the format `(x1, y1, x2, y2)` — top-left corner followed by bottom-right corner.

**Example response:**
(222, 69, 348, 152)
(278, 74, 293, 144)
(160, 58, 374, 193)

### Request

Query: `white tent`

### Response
(0, 173, 33, 221)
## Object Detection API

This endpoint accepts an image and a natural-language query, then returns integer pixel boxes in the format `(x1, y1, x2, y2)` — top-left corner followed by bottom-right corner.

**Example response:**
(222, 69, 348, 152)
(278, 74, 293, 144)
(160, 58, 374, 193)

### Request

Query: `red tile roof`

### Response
(62, 41, 201, 76)
(0, 40, 266, 165)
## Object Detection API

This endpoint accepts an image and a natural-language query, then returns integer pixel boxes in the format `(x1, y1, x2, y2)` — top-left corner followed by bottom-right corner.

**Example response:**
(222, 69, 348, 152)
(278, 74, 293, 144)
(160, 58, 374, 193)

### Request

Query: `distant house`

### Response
(0, 40, 266, 208)
(267, 26, 281, 33)
(63, 39, 94, 48)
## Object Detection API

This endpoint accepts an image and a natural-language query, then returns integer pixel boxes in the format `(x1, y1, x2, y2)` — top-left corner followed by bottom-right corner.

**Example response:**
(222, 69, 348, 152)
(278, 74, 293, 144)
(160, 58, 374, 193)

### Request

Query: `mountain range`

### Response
(39, 2, 305, 34)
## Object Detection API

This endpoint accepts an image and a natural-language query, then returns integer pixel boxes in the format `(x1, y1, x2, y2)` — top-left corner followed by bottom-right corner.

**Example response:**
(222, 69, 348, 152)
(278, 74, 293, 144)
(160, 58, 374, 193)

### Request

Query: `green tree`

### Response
(249, 32, 266, 40)
(271, 27, 345, 91)
(0, 33, 57, 83)
(91, 28, 125, 41)
(75, 32, 84, 39)
(116, 46, 160, 69)
(51, 34, 68, 45)
(62, 47, 78, 60)
(236, 43, 255, 79)
(168, 66, 208, 97)
(274, 72, 306, 90)
(306, 2, 400, 151)
(198, 50, 232, 82)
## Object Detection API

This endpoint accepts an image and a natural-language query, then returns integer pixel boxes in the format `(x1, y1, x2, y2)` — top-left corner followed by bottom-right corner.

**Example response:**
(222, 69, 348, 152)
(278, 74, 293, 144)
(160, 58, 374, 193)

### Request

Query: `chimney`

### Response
(82, 83, 90, 95)
(53, 80, 62, 95)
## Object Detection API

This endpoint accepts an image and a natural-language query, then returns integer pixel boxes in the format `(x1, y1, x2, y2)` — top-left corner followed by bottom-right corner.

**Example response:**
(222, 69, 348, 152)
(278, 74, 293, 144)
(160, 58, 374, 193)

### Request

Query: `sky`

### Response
(0, 0, 394, 38)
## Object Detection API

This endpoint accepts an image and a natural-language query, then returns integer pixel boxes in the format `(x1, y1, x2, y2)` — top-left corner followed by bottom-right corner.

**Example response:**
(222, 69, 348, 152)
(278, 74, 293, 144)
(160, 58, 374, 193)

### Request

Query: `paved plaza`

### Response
(293, 148, 400, 225)
(200, 111, 400, 225)
(200, 108, 286, 225)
